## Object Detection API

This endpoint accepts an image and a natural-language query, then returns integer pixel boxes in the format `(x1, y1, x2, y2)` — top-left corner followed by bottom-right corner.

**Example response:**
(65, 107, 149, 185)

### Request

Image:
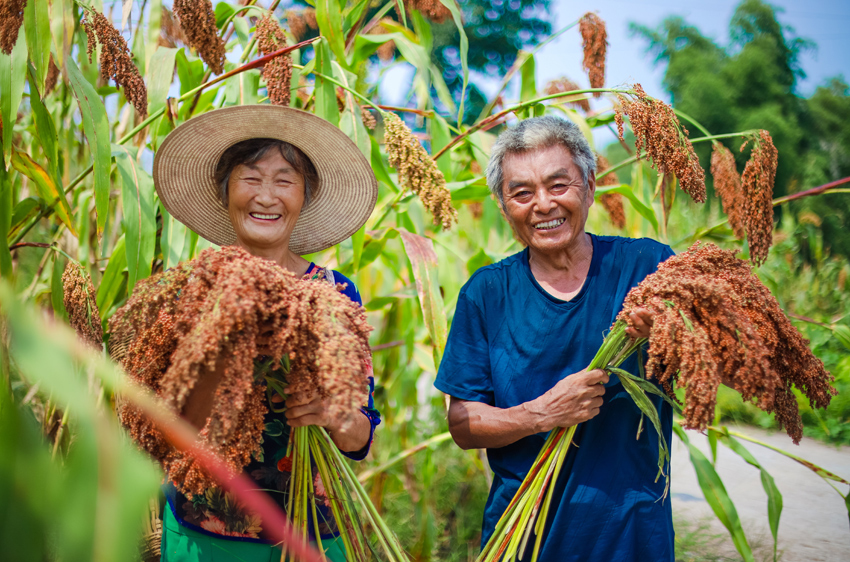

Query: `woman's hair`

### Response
(485, 116, 596, 208)
(214, 138, 319, 207)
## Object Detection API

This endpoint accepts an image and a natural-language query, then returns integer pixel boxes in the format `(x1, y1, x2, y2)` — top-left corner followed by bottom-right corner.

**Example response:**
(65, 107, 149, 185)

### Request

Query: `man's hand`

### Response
(527, 368, 609, 433)
(625, 307, 654, 339)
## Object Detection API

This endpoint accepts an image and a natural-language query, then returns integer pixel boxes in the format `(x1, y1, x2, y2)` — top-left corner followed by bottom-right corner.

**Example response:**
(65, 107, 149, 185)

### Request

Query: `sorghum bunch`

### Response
(615, 84, 707, 203)
(543, 78, 590, 112)
(0, 0, 25, 54)
(173, 0, 225, 74)
(741, 130, 778, 266)
(579, 12, 607, 95)
(404, 0, 451, 23)
(44, 55, 60, 95)
(384, 112, 458, 229)
(159, 7, 188, 49)
(112, 246, 372, 496)
(62, 261, 103, 351)
(285, 7, 318, 41)
(82, 6, 147, 116)
(619, 242, 835, 442)
(710, 142, 746, 239)
(596, 154, 626, 229)
(360, 106, 377, 129)
(256, 14, 292, 107)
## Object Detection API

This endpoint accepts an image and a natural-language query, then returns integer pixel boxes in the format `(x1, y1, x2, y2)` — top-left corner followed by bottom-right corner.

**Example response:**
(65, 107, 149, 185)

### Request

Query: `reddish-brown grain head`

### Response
(579, 12, 607, 96)
(173, 0, 225, 75)
(740, 130, 778, 266)
(256, 14, 292, 107)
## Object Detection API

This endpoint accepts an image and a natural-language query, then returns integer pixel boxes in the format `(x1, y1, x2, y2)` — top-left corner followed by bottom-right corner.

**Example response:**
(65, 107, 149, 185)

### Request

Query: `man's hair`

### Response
(485, 115, 596, 208)
(214, 138, 319, 208)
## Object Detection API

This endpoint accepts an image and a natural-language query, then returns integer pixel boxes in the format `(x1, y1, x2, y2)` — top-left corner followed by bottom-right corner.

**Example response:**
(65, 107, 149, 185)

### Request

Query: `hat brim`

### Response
(153, 106, 378, 255)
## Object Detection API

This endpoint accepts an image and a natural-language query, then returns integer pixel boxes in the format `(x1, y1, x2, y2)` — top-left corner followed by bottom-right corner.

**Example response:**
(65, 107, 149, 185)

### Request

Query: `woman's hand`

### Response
(625, 307, 654, 339)
(272, 387, 372, 453)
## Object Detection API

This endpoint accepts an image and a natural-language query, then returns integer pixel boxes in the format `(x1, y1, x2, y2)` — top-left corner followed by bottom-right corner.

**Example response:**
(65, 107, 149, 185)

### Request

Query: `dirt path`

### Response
(671, 425, 850, 561)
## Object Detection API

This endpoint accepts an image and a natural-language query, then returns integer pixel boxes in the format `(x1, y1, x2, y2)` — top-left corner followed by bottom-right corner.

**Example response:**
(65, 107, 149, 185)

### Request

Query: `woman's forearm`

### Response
(328, 410, 373, 453)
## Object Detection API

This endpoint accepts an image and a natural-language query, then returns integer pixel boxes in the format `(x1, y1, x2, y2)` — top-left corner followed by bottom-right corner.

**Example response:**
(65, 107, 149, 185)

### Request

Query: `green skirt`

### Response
(161, 505, 347, 562)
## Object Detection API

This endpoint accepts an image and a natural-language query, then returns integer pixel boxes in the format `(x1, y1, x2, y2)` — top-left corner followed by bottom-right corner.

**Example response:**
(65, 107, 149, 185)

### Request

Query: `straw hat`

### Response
(153, 105, 377, 255)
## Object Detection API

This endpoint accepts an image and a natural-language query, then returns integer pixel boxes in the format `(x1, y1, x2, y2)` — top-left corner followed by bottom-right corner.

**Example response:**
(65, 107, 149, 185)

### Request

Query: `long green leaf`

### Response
(113, 145, 155, 293)
(437, 0, 469, 123)
(313, 39, 340, 127)
(316, 0, 348, 68)
(430, 113, 454, 180)
(96, 236, 127, 313)
(10, 150, 75, 235)
(159, 202, 188, 270)
(0, 165, 12, 277)
(24, 0, 51, 94)
(714, 429, 783, 560)
(0, 26, 27, 169)
(673, 424, 755, 562)
(146, 46, 178, 116)
(50, 252, 67, 320)
(332, 61, 370, 157)
(519, 51, 536, 103)
(66, 57, 112, 238)
(596, 183, 659, 234)
(27, 66, 60, 187)
(831, 324, 850, 352)
(399, 229, 448, 368)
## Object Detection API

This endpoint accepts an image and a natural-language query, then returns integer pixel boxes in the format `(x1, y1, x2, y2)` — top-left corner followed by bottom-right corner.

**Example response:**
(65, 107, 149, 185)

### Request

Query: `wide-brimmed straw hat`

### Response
(153, 106, 377, 255)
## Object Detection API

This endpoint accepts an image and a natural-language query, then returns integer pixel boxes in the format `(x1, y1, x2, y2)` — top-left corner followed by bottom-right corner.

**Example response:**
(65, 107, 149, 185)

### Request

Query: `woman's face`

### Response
(500, 144, 595, 255)
(227, 148, 305, 252)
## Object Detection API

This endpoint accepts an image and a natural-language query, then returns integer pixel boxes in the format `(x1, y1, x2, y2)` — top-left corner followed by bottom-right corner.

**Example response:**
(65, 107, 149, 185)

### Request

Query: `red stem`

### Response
(9, 242, 52, 252)
(772, 176, 850, 206)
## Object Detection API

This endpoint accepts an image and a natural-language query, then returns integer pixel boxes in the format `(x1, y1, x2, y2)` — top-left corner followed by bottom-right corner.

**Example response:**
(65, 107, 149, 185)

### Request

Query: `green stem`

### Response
(597, 154, 640, 183)
(673, 109, 713, 139)
(293, 64, 384, 114)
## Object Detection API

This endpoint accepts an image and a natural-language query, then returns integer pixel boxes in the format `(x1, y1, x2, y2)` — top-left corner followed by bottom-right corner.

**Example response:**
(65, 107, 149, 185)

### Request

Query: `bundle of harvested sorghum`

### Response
(62, 261, 104, 351)
(112, 246, 372, 496)
(172, 0, 225, 74)
(480, 242, 835, 562)
(255, 14, 292, 107)
(615, 84, 707, 203)
(596, 154, 626, 229)
(618, 242, 834, 442)
(82, 6, 148, 116)
(384, 112, 457, 229)
(579, 12, 607, 95)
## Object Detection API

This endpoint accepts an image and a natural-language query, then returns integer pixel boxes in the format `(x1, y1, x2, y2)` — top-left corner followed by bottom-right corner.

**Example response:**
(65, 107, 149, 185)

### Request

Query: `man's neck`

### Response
(528, 233, 593, 301)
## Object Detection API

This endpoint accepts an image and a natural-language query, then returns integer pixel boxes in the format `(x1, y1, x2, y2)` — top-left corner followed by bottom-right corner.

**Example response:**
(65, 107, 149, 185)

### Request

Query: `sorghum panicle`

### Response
(159, 7, 188, 49)
(741, 130, 778, 266)
(173, 0, 225, 75)
(82, 7, 148, 116)
(256, 14, 292, 107)
(618, 242, 835, 443)
(44, 55, 60, 95)
(579, 12, 607, 96)
(0, 0, 25, 55)
(544, 78, 591, 112)
(596, 155, 626, 229)
(384, 112, 458, 229)
(361, 106, 377, 130)
(62, 262, 104, 351)
(112, 247, 372, 496)
(615, 84, 707, 203)
(404, 0, 451, 23)
(710, 143, 745, 239)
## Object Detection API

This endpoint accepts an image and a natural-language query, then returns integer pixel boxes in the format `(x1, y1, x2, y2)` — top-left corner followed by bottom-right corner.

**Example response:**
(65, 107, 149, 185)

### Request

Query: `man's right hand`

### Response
(527, 368, 609, 433)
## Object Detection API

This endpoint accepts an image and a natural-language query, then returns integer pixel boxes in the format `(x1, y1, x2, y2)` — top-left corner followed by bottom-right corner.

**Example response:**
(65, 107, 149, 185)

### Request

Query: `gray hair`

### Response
(485, 115, 596, 208)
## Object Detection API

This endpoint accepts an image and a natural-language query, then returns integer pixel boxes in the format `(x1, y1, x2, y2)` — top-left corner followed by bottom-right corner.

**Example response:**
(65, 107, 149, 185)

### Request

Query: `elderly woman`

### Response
(435, 116, 675, 561)
(152, 106, 381, 562)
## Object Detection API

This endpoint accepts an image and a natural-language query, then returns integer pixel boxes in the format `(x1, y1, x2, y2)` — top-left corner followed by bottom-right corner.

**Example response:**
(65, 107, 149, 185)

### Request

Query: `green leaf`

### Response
(214, 1, 236, 28)
(113, 145, 156, 293)
(351, 225, 366, 273)
(96, 236, 127, 313)
(1, 25, 27, 170)
(715, 430, 783, 559)
(831, 324, 850, 352)
(430, 113, 453, 180)
(175, 48, 205, 96)
(437, 0, 469, 123)
(316, 0, 348, 68)
(10, 150, 76, 236)
(146, 47, 178, 117)
(66, 57, 112, 238)
(466, 248, 492, 276)
(27, 66, 60, 187)
(160, 202, 188, 270)
(399, 229, 448, 368)
(24, 0, 51, 94)
(313, 39, 340, 127)
(332, 62, 370, 157)
(673, 425, 755, 562)
(223, 62, 260, 107)
(50, 253, 67, 321)
(596, 183, 660, 234)
(370, 135, 397, 191)
(519, 51, 536, 103)
(145, 0, 163, 70)
(0, 165, 12, 277)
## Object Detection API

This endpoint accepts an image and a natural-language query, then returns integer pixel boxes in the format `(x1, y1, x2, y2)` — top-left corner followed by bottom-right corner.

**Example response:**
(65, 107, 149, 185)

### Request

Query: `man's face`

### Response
(500, 144, 595, 255)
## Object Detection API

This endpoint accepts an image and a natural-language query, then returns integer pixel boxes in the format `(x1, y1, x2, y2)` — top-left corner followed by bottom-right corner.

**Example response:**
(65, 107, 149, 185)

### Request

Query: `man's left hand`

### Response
(625, 307, 654, 339)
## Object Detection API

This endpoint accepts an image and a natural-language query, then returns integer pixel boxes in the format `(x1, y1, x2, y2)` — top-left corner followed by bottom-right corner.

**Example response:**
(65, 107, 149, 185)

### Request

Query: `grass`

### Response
(674, 512, 781, 562)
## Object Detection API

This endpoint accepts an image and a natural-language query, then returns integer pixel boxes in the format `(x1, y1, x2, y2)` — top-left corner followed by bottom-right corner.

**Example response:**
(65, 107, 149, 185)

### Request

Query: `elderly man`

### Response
(434, 116, 675, 561)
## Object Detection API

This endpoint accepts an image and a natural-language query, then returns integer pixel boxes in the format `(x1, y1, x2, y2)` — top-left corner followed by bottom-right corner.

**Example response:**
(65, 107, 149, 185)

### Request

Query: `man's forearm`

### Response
(447, 397, 543, 450)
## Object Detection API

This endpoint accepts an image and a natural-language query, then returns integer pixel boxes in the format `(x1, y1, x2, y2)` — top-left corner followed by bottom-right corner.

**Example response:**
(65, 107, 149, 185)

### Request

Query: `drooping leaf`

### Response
(113, 145, 156, 293)
(831, 324, 850, 352)
(673, 425, 755, 562)
(175, 48, 205, 96)
(596, 183, 660, 234)
(0, 165, 12, 277)
(66, 57, 112, 238)
(96, 235, 127, 313)
(0, 26, 27, 170)
(27, 66, 60, 187)
(10, 150, 75, 235)
(24, 0, 51, 94)
(50, 252, 67, 321)
(146, 46, 178, 117)
(399, 229, 448, 368)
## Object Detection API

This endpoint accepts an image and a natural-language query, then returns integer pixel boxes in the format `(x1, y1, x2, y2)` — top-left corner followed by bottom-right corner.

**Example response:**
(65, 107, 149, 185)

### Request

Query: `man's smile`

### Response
(533, 218, 566, 230)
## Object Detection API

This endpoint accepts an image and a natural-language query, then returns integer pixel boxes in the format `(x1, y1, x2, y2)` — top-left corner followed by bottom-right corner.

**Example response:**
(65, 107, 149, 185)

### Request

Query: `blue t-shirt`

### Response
(435, 235, 675, 562)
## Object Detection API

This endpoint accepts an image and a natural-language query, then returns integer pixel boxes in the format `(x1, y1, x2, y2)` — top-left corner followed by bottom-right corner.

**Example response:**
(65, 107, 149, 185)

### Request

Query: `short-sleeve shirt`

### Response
(435, 235, 675, 562)
(165, 264, 381, 543)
